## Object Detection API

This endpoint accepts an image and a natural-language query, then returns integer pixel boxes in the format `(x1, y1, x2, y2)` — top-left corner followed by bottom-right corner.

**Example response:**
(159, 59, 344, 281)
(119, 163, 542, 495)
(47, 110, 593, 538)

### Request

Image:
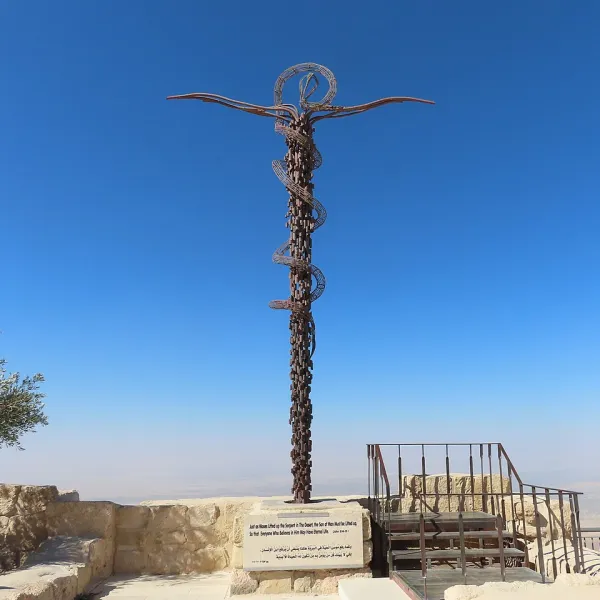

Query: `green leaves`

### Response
(0, 359, 48, 450)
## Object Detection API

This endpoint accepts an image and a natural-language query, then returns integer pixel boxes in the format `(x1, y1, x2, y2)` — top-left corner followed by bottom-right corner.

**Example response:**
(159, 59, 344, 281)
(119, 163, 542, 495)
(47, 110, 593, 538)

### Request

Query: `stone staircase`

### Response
(367, 443, 588, 598)
(388, 510, 525, 570)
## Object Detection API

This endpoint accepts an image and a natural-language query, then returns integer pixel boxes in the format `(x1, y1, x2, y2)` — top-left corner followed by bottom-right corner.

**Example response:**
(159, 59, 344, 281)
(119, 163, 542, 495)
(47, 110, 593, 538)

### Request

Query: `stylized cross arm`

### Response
(166, 92, 297, 120)
(311, 95, 435, 122)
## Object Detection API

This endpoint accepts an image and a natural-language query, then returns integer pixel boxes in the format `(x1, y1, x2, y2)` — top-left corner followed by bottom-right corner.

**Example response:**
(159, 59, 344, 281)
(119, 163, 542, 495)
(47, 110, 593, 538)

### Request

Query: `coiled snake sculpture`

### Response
(168, 64, 433, 502)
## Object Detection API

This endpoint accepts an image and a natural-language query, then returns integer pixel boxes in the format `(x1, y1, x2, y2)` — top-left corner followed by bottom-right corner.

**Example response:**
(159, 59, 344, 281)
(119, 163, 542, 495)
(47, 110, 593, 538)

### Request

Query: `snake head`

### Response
(299, 73, 319, 106)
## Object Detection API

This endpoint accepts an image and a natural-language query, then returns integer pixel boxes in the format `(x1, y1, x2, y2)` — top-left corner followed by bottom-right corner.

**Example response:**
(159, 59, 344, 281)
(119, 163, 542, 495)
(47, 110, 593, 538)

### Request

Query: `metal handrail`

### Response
(369, 441, 588, 581)
(374, 444, 391, 498)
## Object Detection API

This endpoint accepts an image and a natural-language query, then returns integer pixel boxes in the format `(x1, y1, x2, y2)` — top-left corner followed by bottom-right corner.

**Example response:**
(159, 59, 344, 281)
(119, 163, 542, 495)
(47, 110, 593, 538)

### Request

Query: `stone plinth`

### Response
(229, 499, 372, 595)
(0, 484, 61, 571)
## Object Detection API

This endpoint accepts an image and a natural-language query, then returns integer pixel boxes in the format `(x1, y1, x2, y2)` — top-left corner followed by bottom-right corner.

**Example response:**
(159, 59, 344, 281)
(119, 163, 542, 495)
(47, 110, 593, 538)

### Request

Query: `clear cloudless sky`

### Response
(1, 1, 599, 510)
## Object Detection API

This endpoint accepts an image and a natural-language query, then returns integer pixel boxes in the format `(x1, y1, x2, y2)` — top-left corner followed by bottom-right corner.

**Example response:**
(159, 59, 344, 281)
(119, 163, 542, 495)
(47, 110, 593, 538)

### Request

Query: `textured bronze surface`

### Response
(168, 63, 433, 503)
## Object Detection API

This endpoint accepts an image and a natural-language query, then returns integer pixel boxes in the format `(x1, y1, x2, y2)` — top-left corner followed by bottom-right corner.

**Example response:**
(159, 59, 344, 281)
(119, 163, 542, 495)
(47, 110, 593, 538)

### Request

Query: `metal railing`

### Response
(367, 442, 587, 583)
(367, 444, 392, 573)
(582, 527, 600, 551)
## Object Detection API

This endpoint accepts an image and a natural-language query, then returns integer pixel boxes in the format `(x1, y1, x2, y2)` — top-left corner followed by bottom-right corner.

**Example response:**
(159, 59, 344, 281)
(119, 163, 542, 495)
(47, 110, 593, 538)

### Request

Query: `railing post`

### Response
(469, 445, 475, 512)
(480, 444, 487, 513)
(573, 494, 585, 574)
(558, 491, 570, 573)
(570, 495, 582, 574)
(519, 482, 530, 567)
(458, 511, 467, 584)
(420, 513, 427, 599)
(532, 487, 546, 583)
(421, 444, 426, 516)
(445, 444, 451, 512)
(488, 443, 496, 516)
(544, 489, 557, 579)
(505, 461, 518, 556)
(497, 445, 507, 526)
(367, 445, 370, 512)
(398, 444, 403, 501)
(497, 514, 506, 582)
(374, 449, 379, 523)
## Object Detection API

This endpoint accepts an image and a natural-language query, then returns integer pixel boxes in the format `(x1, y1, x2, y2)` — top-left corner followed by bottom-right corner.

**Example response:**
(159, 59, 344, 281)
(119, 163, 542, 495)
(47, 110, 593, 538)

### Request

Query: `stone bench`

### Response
(0, 536, 100, 600)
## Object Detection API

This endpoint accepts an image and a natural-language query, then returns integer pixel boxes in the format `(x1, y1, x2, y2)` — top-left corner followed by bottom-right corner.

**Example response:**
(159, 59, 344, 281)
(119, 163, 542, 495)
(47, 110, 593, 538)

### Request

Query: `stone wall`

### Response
(0, 484, 60, 571)
(1, 491, 375, 591)
(113, 498, 255, 574)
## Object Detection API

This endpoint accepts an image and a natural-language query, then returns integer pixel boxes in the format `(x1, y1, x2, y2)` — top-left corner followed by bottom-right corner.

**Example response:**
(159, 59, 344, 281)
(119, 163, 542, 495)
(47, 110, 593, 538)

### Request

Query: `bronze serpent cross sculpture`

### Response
(168, 63, 434, 503)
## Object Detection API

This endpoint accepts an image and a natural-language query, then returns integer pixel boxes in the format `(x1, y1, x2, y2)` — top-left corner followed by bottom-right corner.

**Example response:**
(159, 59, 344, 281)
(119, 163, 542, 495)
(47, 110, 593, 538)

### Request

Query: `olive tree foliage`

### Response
(0, 359, 48, 449)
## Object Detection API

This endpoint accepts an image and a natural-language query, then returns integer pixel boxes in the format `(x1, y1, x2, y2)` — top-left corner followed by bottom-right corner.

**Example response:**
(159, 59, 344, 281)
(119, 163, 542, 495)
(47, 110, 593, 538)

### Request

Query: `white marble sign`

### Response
(243, 510, 364, 571)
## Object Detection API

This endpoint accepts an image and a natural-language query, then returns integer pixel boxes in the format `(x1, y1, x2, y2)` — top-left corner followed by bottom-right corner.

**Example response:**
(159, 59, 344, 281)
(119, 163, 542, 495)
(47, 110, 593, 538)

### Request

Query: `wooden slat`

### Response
(389, 511, 494, 523)
(392, 547, 525, 560)
(390, 530, 511, 541)
(387, 511, 497, 532)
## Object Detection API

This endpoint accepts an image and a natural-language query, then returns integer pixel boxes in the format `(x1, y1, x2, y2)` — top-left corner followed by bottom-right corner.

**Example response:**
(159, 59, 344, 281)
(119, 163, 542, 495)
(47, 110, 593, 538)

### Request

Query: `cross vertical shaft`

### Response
(286, 115, 315, 503)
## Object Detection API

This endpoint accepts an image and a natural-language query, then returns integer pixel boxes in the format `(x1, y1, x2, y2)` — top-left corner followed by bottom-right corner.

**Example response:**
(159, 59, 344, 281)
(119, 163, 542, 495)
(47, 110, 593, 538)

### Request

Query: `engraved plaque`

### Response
(243, 510, 363, 571)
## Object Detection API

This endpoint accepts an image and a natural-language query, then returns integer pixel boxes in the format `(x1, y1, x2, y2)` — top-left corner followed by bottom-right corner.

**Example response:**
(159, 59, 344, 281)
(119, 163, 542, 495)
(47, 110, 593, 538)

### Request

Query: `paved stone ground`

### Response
(86, 572, 339, 599)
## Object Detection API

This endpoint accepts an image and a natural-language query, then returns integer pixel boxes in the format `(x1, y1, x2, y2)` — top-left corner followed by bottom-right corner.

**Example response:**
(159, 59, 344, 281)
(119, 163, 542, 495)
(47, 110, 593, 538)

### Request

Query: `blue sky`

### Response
(1, 1, 599, 513)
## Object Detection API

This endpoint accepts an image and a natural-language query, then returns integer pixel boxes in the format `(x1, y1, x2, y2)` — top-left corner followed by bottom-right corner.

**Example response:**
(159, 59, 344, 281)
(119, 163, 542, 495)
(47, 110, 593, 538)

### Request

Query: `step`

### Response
(389, 530, 511, 541)
(390, 530, 511, 542)
(387, 511, 498, 533)
(392, 547, 525, 561)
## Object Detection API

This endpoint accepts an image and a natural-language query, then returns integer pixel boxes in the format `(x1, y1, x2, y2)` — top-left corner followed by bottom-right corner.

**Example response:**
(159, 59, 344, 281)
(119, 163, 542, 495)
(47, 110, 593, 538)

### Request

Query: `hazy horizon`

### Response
(1, 429, 599, 526)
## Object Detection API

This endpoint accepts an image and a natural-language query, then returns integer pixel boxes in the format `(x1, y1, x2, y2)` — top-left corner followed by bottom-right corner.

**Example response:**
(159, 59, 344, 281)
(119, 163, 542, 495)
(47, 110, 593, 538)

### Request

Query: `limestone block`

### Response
(257, 570, 293, 594)
(117, 505, 151, 530)
(13, 582, 56, 600)
(57, 489, 79, 502)
(229, 568, 259, 595)
(114, 548, 146, 573)
(47, 501, 116, 540)
(188, 504, 219, 528)
(232, 514, 244, 546)
(88, 537, 112, 578)
(145, 543, 188, 574)
(6, 512, 48, 554)
(403, 473, 511, 497)
(15, 486, 59, 515)
(469, 474, 511, 495)
(0, 560, 92, 599)
(193, 546, 229, 572)
(73, 563, 93, 594)
(147, 505, 188, 533)
(49, 571, 78, 599)
(186, 504, 225, 548)
(221, 500, 257, 545)
(231, 543, 243, 569)
(155, 530, 187, 545)
(292, 573, 314, 593)
(509, 495, 573, 540)
(361, 510, 372, 540)
(363, 540, 373, 566)
(311, 568, 372, 595)
(116, 527, 147, 549)
(404, 474, 453, 496)
(185, 526, 212, 549)
(0, 485, 21, 517)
